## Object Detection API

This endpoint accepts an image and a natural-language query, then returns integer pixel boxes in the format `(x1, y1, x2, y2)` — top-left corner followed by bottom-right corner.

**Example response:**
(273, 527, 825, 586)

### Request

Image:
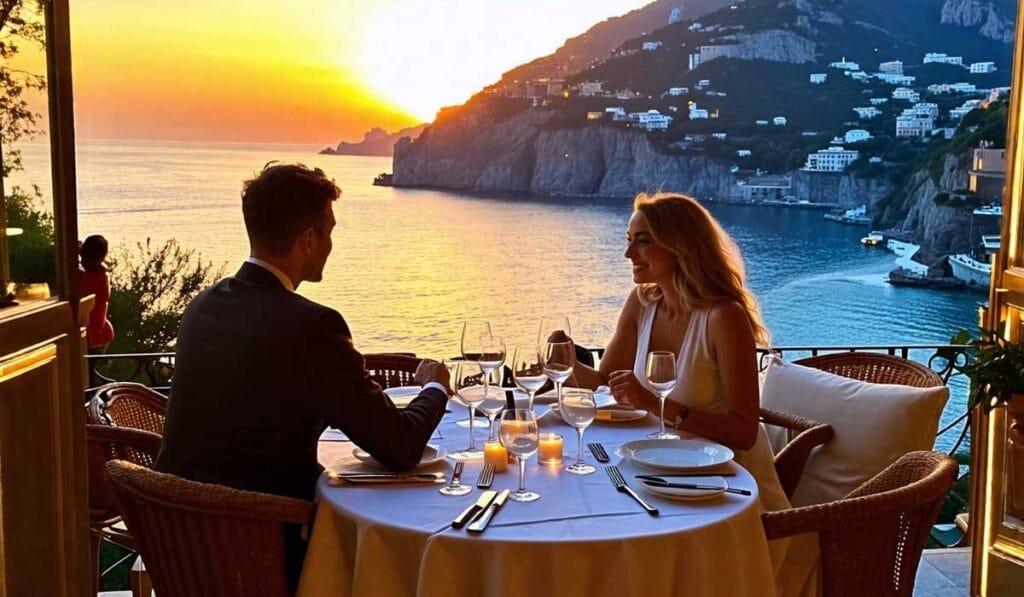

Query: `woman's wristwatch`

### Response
(672, 404, 690, 428)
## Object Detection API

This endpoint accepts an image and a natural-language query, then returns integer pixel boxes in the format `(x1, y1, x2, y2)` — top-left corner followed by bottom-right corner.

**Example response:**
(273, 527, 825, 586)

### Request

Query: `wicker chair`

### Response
(105, 460, 316, 597)
(794, 352, 944, 388)
(87, 381, 168, 434)
(364, 353, 420, 389)
(86, 424, 162, 594)
(759, 408, 834, 499)
(762, 450, 957, 597)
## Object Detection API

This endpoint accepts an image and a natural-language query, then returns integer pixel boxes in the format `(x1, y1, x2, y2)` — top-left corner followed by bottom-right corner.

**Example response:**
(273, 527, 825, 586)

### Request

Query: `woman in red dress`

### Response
(78, 235, 114, 352)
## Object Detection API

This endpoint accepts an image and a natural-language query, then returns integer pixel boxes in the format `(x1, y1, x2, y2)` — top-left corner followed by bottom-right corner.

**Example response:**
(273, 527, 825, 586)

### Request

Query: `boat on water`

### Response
(949, 235, 999, 287)
(861, 231, 884, 246)
(886, 239, 920, 258)
(887, 269, 966, 289)
(824, 204, 871, 226)
(373, 172, 394, 186)
(973, 204, 1002, 217)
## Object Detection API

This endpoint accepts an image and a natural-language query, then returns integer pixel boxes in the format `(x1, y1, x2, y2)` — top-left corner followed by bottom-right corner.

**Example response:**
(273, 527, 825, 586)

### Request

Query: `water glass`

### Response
(460, 319, 491, 362)
(512, 345, 546, 413)
(450, 361, 487, 459)
(559, 388, 597, 475)
(500, 409, 540, 502)
(646, 350, 679, 439)
(544, 341, 576, 405)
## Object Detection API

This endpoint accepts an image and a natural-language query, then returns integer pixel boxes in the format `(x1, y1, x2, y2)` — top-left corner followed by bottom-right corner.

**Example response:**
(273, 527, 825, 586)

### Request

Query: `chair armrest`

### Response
(760, 408, 833, 498)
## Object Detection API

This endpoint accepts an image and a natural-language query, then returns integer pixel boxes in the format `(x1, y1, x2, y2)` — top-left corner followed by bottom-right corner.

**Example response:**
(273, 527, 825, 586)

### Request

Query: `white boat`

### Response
(982, 235, 1001, 254)
(886, 239, 919, 258)
(973, 204, 1002, 217)
(861, 231, 884, 246)
(949, 253, 991, 286)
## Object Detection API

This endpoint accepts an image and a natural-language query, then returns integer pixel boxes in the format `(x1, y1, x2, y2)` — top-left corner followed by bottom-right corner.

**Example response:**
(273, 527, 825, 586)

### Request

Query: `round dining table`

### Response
(298, 397, 777, 597)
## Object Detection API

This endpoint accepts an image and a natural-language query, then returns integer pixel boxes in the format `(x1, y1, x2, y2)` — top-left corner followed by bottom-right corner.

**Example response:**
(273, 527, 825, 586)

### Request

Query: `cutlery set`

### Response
(451, 489, 511, 533)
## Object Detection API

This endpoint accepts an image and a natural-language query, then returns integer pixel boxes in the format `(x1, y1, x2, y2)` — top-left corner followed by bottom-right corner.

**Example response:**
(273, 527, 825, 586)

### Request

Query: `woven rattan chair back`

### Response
(87, 424, 163, 529)
(794, 352, 944, 388)
(763, 451, 957, 597)
(87, 382, 167, 434)
(759, 408, 833, 498)
(364, 353, 419, 389)
(105, 460, 315, 597)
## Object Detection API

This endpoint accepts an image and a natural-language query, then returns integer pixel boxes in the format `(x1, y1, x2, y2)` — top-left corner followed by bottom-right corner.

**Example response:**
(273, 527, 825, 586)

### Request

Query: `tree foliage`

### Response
(1, 0, 46, 177)
(107, 239, 225, 353)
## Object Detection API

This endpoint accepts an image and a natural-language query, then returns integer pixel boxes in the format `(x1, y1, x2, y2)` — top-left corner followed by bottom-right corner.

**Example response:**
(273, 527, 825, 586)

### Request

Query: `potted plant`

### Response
(953, 328, 1024, 518)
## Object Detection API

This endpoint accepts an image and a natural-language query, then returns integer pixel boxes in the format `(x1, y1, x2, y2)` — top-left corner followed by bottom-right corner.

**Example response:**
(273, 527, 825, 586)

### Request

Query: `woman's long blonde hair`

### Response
(633, 193, 770, 347)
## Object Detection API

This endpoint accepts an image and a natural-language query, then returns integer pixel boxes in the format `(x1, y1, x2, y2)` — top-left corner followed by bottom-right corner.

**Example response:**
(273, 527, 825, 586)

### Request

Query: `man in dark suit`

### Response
(156, 163, 449, 585)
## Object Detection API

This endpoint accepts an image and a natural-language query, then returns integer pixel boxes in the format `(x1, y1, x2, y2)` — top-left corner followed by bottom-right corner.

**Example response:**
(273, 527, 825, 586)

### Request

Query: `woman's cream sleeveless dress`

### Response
(632, 301, 820, 597)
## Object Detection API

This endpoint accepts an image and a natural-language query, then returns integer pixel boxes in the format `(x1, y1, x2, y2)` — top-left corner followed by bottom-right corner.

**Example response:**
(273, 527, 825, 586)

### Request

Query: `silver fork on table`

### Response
(606, 465, 659, 516)
(439, 461, 470, 496)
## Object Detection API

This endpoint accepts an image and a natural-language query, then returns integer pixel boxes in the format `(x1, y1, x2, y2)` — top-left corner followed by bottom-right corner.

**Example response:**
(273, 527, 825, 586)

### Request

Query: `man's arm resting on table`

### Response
(302, 310, 447, 471)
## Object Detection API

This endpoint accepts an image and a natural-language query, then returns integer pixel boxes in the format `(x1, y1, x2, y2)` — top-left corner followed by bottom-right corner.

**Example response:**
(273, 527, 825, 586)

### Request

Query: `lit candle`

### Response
(484, 441, 508, 472)
(538, 433, 563, 466)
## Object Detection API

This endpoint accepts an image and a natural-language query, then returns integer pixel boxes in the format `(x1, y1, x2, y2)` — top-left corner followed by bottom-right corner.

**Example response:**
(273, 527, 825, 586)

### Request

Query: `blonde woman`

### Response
(568, 193, 818, 596)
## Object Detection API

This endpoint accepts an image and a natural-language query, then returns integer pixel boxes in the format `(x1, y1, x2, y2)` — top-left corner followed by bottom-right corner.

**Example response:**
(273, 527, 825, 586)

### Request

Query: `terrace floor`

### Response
(915, 548, 971, 596)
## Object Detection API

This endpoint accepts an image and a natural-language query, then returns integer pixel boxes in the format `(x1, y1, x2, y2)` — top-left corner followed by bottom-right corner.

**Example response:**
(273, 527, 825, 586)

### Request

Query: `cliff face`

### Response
(941, 0, 1016, 43)
(395, 109, 888, 205)
(732, 29, 817, 64)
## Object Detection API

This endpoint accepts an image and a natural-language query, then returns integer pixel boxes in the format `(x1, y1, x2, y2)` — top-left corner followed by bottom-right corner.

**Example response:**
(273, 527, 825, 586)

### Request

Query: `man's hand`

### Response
(546, 330, 572, 344)
(415, 359, 451, 393)
(608, 370, 657, 410)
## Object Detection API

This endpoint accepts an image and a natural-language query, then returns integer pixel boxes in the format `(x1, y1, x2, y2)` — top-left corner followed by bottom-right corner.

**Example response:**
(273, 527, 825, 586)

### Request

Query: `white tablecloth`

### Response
(298, 404, 777, 597)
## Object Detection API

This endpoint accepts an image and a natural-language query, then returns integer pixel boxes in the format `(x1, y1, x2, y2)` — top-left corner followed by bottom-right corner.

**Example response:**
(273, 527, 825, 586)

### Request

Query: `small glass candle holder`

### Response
(484, 440, 509, 473)
(538, 432, 563, 466)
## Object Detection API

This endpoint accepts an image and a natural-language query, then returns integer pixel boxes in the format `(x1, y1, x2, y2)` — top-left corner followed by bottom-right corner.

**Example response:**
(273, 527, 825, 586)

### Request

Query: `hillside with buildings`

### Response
(393, 0, 1014, 222)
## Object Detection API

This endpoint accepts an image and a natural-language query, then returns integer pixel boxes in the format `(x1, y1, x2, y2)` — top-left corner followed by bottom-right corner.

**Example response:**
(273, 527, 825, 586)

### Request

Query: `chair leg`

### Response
(90, 530, 102, 595)
(130, 556, 152, 597)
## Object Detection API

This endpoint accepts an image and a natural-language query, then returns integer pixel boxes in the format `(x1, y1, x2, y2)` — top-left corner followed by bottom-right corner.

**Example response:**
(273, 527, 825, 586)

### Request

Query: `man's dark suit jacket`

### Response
(156, 261, 448, 501)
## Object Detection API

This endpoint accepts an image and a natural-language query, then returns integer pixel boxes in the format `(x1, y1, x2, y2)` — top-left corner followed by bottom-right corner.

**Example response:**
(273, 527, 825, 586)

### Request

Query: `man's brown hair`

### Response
(241, 163, 340, 256)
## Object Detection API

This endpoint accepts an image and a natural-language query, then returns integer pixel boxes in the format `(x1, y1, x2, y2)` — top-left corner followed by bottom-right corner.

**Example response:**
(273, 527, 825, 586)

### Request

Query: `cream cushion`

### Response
(761, 358, 949, 507)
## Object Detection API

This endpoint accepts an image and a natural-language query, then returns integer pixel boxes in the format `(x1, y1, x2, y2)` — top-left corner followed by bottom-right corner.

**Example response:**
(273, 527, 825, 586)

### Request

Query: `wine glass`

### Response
(559, 388, 597, 475)
(500, 409, 540, 502)
(478, 335, 506, 398)
(538, 315, 572, 345)
(512, 345, 546, 413)
(450, 361, 487, 459)
(646, 350, 679, 439)
(544, 341, 576, 405)
(460, 320, 491, 362)
(476, 392, 506, 442)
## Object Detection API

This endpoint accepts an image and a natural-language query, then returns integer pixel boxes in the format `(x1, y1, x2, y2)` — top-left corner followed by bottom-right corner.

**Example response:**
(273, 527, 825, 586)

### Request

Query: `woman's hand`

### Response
(608, 370, 657, 410)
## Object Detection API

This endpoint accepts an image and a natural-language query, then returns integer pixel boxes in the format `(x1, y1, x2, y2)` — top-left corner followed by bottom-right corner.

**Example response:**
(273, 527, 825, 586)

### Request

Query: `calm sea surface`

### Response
(13, 140, 979, 451)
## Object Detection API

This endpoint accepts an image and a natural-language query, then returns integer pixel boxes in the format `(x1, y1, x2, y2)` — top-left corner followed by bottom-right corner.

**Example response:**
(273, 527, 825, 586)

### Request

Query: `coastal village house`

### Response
(7, 3, 1024, 596)
(809, 73, 827, 84)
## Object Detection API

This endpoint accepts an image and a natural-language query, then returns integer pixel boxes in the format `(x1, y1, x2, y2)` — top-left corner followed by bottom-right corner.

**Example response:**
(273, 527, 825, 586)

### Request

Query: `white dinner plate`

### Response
(548, 402, 648, 423)
(352, 444, 448, 469)
(383, 385, 421, 407)
(618, 439, 734, 471)
(637, 476, 728, 501)
(534, 386, 617, 407)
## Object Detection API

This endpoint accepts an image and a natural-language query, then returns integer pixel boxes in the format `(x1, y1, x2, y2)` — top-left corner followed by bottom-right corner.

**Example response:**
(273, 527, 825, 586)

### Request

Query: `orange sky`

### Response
(28, 0, 654, 145)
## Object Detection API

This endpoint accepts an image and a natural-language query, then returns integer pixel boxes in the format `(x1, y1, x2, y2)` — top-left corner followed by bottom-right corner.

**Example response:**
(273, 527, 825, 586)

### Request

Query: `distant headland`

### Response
(320, 124, 427, 157)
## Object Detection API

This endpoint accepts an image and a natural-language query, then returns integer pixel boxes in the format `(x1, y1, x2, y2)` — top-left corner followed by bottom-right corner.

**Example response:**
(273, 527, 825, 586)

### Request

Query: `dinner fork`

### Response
(439, 461, 471, 496)
(605, 465, 659, 516)
(476, 463, 495, 488)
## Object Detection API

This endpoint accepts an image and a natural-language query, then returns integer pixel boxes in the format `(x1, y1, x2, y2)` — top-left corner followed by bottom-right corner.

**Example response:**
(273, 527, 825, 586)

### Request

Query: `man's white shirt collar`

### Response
(244, 257, 295, 292)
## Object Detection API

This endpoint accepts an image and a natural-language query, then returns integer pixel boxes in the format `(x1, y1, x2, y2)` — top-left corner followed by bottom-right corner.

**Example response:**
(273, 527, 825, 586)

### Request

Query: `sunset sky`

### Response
(41, 0, 654, 144)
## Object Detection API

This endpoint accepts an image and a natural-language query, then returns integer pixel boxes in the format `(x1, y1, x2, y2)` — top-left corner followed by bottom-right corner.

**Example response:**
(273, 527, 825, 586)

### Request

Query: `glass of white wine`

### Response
(512, 345, 546, 414)
(646, 350, 679, 439)
(500, 409, 541, 502)
(559, 388, 597, 475)
(478, 334, 506, 398)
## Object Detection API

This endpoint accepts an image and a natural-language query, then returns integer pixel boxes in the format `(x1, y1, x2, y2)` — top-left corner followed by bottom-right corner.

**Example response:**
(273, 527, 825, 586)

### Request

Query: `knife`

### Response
(467, 489, 510, 533)
(641, 478, 752, 496)
(452, 490, 497, 529)
(329, 472, 443, 485)
(635, 473, 737, 481)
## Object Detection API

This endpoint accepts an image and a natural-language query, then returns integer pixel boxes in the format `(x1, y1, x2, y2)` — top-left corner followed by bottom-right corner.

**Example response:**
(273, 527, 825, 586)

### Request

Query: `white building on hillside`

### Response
(844, 129, 872, 143)
(736, 149, 751, 157)
(892, 87, 920, 102)
(829, 57, 860, 70)
(853, 106, 882, 119)
(912, 102, 939, 119)
(803, 146, 860, 172)
(950, 82, 978, 94)
(896, 111, 934, 137)
(689, 104, 709, 120)
(875, 73, 915, 85)
(755, 119, 769, 126)
(666, 87, 689, 96)
(970, 61, 997, 73)
(923, 52, 963, 65)
(688, 53, 701, 71)
(810, 73, 827, 84)
(869, 97, 889, 105)
(950, 99, 982, 120)
(642, 41, 663, 51)
(928, 83, 953, 94)
(879, 60, 904, 74)
(712, 132, 727, 140)
(637, 110, 673, 130)
(605, 107, 627, 121)
(773, 116, 787, 126)
(577, 81, 604, 96)
(696, 79, 711, 89)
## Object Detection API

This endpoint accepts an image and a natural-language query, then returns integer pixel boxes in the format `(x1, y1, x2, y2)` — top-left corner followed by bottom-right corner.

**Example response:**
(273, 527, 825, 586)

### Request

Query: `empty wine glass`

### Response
(450, 361, 487, 459)
(512, 345, 546, 413)
(478, 335, 506, 398)
(460, 320, 491, 362)
(646, 350, 679, 439)
(477, 393, 506, 442)
(559, 388, 597, 475)
(500, 409, 540, 502)
(538, 315, 572, 345)
(544, 341, 576, 406)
